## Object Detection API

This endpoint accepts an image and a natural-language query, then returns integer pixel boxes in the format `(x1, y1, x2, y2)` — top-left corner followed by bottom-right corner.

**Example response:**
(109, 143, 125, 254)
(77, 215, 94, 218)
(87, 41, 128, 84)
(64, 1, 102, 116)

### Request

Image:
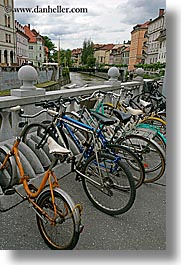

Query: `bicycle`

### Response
(21, 100, 136, 215)
(64, 94, 166, 184)
(0, 106, 83, 250)
(88, 90, 166, 149)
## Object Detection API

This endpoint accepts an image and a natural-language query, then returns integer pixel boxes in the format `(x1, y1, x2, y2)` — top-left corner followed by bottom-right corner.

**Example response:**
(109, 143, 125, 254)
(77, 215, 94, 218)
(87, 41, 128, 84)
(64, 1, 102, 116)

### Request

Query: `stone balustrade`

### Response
(0, 66, 143, 142)
(0, 66, 144, 199)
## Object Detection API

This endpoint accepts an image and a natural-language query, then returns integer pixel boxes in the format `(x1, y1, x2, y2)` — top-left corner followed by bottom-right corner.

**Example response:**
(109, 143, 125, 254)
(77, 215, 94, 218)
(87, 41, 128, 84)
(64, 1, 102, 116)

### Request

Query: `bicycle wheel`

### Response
(135, 126, 166, 153)
(81, 152, 136, 215)
(141, 116, 166, 138)
(117, 134, 166, 183)
(36, 189, 82, 250)
(0, 148, 13, 190)
(22, 122, 69, 150)
(106, 144, 145, 189)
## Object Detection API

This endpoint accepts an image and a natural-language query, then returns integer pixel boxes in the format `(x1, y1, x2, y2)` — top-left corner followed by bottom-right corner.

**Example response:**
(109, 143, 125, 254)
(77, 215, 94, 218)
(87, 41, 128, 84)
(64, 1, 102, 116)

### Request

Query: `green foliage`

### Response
(87, 55, 96, 68)
(81, 39, 95, 66)
(134, 62, 166, 70)
(42, 36, 56, 61)
(42, 36, 56, 51)
(53, 49, 73, 67)
(0, 90, 10, 97)
(62, 67, 70, 78)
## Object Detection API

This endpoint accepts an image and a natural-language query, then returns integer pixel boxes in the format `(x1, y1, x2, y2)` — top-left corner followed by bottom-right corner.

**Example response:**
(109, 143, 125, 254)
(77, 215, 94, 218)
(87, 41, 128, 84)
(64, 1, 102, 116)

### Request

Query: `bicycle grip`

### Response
(47, 109, 58, 116)
(10, 105, 22, 112)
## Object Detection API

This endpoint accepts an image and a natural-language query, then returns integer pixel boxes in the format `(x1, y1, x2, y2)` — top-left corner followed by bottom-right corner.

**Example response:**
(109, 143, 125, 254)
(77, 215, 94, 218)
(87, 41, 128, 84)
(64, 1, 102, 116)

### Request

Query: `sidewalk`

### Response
(0, 163, 166, 250)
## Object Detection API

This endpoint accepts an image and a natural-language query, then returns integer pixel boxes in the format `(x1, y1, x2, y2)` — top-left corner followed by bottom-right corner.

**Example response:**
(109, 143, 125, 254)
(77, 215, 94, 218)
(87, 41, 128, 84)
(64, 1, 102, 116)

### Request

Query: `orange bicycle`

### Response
(0, 106, 83, 250)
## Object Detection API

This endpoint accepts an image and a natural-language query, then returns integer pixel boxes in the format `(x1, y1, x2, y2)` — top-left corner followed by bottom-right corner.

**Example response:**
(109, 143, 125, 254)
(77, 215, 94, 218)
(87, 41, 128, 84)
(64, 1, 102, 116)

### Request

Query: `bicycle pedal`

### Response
(75, 174, 82, 182)
(67, 156, 76, 164)
(4, 188, 16, 195)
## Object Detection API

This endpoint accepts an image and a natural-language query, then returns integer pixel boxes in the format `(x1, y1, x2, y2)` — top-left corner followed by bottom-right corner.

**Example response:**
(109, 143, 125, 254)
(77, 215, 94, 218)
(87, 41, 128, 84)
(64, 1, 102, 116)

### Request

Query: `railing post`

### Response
(11, 65, 45, 97)
(0, 110, 12, 141)
(133, 68, 144, 95)
(104, 67, 122, 88)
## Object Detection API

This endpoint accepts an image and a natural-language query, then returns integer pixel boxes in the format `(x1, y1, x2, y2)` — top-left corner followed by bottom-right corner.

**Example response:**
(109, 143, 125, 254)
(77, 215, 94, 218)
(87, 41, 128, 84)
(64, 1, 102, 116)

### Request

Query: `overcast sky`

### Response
(14, 0, 166, 50)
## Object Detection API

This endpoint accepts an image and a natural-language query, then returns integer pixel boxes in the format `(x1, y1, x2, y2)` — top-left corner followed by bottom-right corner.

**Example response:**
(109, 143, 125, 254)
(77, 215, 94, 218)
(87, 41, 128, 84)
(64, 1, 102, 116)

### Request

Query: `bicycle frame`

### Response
(50, 114, 123, 189)
(0, 136, 60, 221)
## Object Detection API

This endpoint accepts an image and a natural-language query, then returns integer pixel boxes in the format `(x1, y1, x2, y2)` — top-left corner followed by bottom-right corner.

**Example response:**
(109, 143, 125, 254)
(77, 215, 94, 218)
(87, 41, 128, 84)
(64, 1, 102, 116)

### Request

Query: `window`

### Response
(5, 34, 8, 42)
(5, 15, 7, 26)
(8, 16, 10, 27)
(29, 46, 34, 50)
(4, 0, 9, 6)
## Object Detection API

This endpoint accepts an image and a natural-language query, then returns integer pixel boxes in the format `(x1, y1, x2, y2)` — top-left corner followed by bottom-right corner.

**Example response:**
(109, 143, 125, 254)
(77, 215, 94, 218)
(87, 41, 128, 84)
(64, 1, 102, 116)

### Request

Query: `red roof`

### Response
(72, 48, 82, 55)
(24, 25, 43, 43)
(123, 46, 130, 52)
(44, 46, 49, 53)
(101, 44, 114, 50)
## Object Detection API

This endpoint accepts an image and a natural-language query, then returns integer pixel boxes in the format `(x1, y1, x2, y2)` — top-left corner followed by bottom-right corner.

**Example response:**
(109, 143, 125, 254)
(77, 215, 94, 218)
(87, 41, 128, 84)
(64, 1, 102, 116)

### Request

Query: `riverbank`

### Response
(69, 72, 107, 87)
(76, 71, 108, 80)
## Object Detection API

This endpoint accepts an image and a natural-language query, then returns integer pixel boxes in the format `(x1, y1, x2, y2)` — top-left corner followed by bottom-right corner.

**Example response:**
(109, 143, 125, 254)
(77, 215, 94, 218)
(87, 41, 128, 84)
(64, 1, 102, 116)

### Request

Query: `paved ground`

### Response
(0, 162, 166, 250)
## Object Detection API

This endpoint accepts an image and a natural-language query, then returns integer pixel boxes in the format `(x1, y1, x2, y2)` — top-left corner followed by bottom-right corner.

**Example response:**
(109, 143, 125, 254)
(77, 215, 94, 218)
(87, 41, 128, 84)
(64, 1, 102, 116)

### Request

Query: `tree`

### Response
(53, 49, 73, 67)
(42, 36, 56, 61)
(81, 39, 95, 66)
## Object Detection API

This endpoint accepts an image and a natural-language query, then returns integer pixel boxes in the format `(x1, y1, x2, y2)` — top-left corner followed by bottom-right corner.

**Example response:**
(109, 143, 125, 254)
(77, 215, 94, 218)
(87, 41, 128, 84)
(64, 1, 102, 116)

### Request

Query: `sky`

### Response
(14, 0, 166, 50)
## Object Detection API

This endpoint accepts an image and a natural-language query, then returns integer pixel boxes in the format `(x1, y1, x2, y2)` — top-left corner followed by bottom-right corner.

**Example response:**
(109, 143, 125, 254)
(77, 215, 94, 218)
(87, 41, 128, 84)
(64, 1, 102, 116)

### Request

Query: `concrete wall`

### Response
(0, 69, 53, 90)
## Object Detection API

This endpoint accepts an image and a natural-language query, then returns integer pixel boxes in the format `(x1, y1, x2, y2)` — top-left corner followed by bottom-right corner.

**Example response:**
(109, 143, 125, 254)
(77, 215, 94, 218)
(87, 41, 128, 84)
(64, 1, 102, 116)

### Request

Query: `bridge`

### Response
(0, 66, 166, 250)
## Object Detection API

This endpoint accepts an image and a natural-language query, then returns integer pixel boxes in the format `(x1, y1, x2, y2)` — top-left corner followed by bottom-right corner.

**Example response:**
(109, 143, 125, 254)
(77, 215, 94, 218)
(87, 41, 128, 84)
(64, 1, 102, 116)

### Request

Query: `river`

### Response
(69, 72, 106, 87)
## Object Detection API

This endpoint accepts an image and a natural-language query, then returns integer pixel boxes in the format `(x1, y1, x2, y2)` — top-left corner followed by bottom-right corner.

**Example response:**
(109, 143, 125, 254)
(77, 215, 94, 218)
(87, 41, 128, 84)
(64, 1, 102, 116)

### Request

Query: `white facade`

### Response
(145, 9, 166, 65)
(0, 0, 17, 66)
(15, 21, 29, 66)
(28, 38, 45, 67)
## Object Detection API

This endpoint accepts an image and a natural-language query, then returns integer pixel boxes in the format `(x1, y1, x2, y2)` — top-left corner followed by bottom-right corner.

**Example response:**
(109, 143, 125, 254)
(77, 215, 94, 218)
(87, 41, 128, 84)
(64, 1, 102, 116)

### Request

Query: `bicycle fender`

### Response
(41, 187, 82, 233)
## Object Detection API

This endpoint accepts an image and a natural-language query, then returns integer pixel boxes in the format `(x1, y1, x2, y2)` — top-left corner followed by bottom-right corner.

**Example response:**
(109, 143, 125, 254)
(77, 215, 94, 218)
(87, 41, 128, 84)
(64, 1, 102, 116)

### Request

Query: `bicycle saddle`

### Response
(126, 106, 143, 115)
(47, 137, 71, 155)
(139, 99, 152, 108)
(113, 109, 132, 124)
(90, 111, 116, 125)
(150, 96, 163, 101)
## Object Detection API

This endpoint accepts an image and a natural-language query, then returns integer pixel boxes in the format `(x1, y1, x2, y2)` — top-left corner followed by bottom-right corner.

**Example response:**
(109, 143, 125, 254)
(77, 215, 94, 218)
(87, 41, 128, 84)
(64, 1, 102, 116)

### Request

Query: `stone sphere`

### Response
(108, 67, 120, 79)
(18, 65, 38, 81)
(135, 68, 144, 76)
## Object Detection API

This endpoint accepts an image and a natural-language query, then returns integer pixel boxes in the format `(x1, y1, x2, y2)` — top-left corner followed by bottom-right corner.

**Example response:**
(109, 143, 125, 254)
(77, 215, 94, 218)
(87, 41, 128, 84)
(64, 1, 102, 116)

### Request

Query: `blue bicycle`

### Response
(20, 100, 136, 215)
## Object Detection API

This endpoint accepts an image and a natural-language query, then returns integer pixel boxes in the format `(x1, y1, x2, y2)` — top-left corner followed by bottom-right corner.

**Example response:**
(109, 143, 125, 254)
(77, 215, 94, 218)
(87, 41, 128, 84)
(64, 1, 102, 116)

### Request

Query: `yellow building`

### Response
(94, 44, 114, 66)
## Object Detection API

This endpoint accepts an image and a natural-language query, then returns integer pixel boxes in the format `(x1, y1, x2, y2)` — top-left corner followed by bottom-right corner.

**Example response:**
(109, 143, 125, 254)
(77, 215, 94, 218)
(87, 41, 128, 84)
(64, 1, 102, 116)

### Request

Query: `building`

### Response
(145, 9, 166, 64)
(128, 21, 150, 71)
(94, 44, 114, 66)
(110, 44, 130, 66)
(0, 0, 17, 66)
(15, 20, 29, 66)
(71, 48, 82, 67)
(24, 24, 45, 66)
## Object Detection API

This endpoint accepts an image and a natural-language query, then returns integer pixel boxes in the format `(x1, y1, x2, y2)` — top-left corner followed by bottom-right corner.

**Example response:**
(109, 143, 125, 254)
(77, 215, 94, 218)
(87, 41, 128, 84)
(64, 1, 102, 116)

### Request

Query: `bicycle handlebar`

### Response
(10, 105, 58, 118)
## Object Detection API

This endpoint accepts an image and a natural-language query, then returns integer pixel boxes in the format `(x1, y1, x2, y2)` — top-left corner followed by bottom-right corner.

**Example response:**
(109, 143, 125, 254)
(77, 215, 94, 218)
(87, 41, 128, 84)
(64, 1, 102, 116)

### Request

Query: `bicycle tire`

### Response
(141, 116, 166, 138)
(36, 188, 82, 250)
(22, 122, 69, 150)
(135, 125, 166, 153)
(106, 144, 145, 189)
(81, 152, 136, 215)
(117, 134, 166, 183)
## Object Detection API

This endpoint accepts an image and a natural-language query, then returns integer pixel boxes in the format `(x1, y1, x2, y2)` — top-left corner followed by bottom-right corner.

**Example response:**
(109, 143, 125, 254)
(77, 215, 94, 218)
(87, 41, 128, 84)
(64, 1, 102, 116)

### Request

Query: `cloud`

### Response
(117, 0, 166, 24)
(14, 0, 166, 49)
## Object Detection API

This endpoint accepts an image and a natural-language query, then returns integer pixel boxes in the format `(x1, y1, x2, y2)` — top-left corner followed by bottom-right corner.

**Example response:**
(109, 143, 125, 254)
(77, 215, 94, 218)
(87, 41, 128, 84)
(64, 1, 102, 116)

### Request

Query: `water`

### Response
(69, 72, 105, 87)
